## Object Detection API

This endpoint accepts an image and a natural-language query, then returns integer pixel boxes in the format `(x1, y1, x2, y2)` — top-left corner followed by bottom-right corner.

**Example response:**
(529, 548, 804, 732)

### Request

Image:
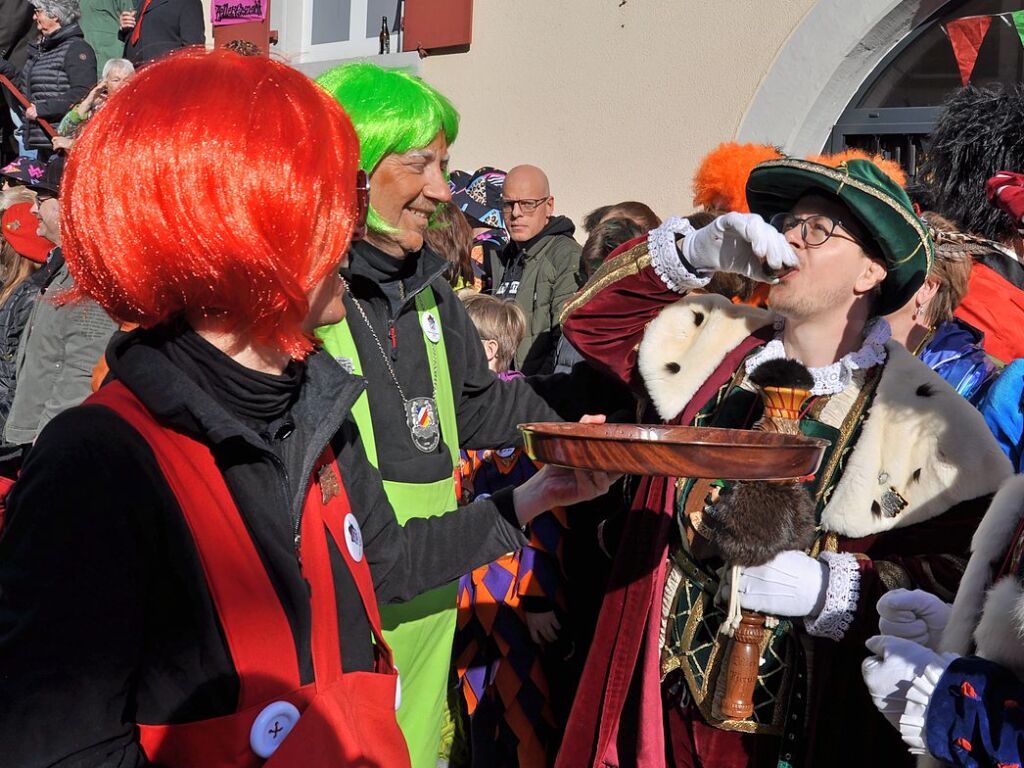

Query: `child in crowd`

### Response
(453, 293, 568, 768)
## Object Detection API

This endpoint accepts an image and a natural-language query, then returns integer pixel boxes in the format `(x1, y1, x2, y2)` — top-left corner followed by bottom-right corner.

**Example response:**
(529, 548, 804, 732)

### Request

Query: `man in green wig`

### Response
(315, 63, 561, 767)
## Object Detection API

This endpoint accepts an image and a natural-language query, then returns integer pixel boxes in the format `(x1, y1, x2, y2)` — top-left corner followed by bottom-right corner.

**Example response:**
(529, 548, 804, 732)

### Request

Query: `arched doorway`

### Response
(737, 0, 1024, 170)
(829, 0, 1024, 182)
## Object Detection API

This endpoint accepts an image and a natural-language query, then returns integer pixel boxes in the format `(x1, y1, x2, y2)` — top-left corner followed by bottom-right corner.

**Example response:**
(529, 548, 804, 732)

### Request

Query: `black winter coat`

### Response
(0, 268, 47, 432)
(0, 326, 529, 767)
(0, 23, 97, 150)
(342, 241, 561, 484)
(120, 0, 204, 66)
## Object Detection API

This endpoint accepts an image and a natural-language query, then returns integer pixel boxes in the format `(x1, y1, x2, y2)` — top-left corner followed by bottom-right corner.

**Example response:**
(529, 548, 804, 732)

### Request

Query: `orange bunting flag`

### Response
(946, 16, 993, 86)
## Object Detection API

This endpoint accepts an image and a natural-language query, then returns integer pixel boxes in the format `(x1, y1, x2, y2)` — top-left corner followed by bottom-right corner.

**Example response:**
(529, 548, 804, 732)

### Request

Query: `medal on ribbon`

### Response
(406, 396, 441, 453)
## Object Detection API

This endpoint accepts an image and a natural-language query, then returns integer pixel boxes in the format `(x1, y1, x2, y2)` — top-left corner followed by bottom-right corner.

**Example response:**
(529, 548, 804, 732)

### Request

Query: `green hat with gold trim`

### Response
(746, 158, 933, 315)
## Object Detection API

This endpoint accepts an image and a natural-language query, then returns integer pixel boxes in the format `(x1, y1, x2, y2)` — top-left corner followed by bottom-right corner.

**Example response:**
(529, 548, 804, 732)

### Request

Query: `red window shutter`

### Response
(402, 0, 474, 53)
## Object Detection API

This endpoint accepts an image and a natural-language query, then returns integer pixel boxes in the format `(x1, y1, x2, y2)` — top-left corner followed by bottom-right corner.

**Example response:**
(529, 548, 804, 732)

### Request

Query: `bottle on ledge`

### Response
(379, 16, 391, 55)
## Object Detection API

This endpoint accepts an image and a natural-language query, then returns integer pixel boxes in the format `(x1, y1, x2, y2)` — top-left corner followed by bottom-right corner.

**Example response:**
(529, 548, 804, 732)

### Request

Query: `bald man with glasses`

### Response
(490, 164, 583, 375)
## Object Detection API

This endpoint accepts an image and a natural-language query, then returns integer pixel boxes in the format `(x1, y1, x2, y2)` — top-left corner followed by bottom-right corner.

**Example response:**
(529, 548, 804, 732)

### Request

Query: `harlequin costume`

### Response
(0, 51, 540, 768)
(556, 159, 1012, 767)
(454, 394, 568, 767)
(314, 64, 560, 767)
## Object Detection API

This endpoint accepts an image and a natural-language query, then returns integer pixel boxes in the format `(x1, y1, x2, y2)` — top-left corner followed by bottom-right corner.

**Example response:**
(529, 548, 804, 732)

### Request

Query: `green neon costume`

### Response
(317, 288, 458, 768)
(316, 63, 560, 766)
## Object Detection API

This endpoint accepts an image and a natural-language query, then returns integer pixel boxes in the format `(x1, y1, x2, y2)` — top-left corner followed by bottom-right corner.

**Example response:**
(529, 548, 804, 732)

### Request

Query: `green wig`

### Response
(316, 63, 460, 234)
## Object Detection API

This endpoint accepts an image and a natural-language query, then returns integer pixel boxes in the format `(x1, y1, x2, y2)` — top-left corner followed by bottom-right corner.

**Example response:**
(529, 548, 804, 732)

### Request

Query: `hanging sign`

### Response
(211, 0, 268, 26)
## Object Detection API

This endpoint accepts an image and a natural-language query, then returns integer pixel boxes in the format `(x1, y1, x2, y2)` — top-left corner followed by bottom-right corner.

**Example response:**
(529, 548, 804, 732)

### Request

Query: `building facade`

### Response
(257, 0, 1023, 228)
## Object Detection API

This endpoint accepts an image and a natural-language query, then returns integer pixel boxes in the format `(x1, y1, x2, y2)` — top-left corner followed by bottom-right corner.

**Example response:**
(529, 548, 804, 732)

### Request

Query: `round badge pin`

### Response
(421, 311, 441, 343)
(343, 512, 363, 562)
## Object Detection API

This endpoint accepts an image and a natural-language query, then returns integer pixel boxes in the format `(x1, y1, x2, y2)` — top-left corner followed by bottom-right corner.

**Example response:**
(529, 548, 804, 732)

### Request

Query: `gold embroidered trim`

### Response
(558, 241, 652, 324)
(814, 365, 882, 507)
(875, 560, 913, 592)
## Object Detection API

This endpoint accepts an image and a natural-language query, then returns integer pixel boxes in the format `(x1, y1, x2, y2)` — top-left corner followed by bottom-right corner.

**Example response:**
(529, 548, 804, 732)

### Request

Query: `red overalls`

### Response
(89, 382, 412, 767)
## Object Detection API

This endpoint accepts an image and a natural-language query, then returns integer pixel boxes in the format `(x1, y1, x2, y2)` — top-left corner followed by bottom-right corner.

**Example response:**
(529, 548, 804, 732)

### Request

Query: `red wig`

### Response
(62, 49, 360, 359)
(692, 142, 783, 213)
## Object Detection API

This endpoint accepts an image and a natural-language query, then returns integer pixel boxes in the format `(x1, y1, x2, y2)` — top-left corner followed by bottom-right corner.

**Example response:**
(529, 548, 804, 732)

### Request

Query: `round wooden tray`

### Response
(519, 423, 828, 480)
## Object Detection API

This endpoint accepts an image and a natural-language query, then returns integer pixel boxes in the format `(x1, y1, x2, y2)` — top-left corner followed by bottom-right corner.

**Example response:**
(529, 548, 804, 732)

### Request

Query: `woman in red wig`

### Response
(0, 50, 613, 768)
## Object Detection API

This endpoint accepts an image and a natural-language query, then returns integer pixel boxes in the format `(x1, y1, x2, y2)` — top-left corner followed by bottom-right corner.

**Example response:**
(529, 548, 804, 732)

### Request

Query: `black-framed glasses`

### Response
(352, 169, 369, 241)
(500, 196, 549, 214)
(769, 212, 865, 248)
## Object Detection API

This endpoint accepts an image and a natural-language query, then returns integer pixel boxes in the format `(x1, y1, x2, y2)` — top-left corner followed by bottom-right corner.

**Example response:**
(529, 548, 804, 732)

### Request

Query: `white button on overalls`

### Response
(343, 512, 363, 562)
(250, 700, 300, 758)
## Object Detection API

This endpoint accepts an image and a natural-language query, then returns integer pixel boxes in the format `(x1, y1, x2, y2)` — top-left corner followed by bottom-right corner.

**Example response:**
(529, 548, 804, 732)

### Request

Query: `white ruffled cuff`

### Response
(899, 653, 958, 754)
(804, 551, 860, 641)
(647, 217, 710, 294)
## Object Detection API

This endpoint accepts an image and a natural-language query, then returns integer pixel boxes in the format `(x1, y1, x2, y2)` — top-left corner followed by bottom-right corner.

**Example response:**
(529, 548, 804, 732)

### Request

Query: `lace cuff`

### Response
(804, 551, 860, 641)
(899, 652, 958, 754)
(647, 217, 710, 294)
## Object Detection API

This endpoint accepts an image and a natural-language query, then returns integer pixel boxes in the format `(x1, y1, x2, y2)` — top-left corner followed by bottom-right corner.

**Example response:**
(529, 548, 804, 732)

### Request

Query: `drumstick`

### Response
(0, 75, 57, 138)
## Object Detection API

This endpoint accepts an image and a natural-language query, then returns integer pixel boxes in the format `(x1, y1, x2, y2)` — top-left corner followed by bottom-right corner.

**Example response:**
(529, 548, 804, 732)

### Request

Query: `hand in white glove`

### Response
(723, 550, 829, 618)
(862, 635, 958, 754)
(876, 589, 952, 651)
(681, 211, 799, 283)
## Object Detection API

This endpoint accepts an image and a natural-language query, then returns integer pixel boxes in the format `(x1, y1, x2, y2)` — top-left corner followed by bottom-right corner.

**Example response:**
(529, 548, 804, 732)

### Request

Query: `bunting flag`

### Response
(945, 15, 993, 86)
(1012, 10, 1024, 50)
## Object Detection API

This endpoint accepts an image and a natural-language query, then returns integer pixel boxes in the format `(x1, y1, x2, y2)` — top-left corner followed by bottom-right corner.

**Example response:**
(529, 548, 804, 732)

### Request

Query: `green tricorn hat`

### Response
(745, 158, 933, 315)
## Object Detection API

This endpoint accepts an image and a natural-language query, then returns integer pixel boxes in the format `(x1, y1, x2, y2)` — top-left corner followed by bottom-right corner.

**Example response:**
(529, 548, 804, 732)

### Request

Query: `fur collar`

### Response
(941, 475, 1024, 664)
(637, 294, 772, 422)
(638, 297, 1012, 539)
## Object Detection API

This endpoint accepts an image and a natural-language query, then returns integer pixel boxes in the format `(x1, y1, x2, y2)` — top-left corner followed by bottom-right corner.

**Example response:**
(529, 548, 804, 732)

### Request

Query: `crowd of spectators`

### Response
(0, 9, 1024, 768)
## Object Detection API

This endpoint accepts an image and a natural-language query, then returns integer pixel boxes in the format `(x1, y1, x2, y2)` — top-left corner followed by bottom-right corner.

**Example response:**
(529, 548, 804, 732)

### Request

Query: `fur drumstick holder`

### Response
(707, 358, 816, 720)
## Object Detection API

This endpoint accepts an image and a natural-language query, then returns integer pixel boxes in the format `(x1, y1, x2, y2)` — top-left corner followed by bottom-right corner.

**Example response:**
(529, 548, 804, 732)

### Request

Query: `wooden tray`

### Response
(519, 423, 828, 480)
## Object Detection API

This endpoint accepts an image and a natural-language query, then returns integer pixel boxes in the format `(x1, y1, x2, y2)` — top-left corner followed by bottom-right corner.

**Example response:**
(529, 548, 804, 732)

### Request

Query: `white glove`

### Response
(727, 550, 829, 618)
(680, 211, 799, 283)
(877, 589, 952, 652)
(862, 635, 958, 754)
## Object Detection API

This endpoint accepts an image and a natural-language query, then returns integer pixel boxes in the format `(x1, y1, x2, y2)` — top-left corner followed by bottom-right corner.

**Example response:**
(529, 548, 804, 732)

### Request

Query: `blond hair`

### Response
(920, 211, 974, 326)
(461, 293, 525, 372)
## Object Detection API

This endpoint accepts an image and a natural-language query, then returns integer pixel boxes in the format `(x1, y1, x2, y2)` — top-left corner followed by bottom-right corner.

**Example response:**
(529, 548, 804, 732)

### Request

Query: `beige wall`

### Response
(421, 0, 817, 233)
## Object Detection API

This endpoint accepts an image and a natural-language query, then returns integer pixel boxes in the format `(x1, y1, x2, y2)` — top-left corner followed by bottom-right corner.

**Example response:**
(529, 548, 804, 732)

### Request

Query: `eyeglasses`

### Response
(500, 196, 549, 214)
(769, 213, 865, 248)
(352, 169, 369, 241)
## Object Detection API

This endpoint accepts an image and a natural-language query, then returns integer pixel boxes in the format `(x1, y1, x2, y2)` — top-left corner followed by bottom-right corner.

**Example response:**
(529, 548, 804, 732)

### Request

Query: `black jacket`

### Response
(0, 325, 528, 767)
(0, 23, 97, 150)
(342, 241, 560, 484)
(0, 251, 59, 433)
(120, 0, 204, 66)
(0, 0, 34, 68)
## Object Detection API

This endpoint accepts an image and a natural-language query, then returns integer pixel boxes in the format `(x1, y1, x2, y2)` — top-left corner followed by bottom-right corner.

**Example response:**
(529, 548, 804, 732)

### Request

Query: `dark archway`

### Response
(829, 0, 1024, 181)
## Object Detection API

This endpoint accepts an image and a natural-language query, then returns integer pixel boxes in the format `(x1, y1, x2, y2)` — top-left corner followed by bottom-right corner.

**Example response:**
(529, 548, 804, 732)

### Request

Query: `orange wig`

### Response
(693, 142, 783, 213)
(62, 49, 360, 359)
(805, 149, 908, 188)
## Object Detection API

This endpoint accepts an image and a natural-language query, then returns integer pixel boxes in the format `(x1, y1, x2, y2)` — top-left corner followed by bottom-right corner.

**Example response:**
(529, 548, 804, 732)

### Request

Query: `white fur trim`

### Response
(940, 475, 1024, 656)
(818, 342, 1012, 539)
(636, 294, 772, 422)
(638, 310, 1012, 539)
(972, 577, 1024, 679)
